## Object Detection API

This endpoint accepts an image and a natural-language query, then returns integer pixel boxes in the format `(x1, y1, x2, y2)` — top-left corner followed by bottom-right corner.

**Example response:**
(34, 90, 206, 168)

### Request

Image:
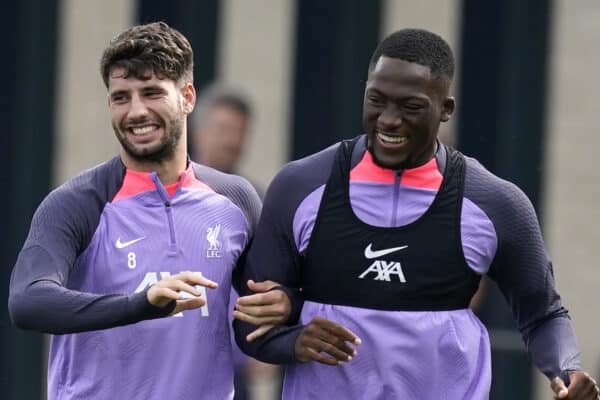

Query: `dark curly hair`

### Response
(100, 21, 193, 88)
(369, 28, 454, 82)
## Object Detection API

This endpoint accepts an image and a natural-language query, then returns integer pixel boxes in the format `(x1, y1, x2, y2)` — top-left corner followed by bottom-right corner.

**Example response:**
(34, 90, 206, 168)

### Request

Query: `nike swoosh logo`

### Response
(364, 243, 408, 259)
(115, 236, 146, 249)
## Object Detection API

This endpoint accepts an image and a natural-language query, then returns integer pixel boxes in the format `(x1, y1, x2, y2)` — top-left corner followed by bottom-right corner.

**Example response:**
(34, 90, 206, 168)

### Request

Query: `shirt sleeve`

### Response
(233, 160, 319, 363)
(480, 173, 581, 379)
(8, 177, 173, 334)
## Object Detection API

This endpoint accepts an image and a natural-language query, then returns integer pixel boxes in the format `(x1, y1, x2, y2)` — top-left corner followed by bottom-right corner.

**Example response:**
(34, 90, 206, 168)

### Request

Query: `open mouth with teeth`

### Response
(129, 125, 160, 136)
(377, 132, 408, 145)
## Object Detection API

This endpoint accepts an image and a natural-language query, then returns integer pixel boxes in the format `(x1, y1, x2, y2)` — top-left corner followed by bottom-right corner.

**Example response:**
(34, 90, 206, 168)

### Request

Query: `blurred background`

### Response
(1, 0, 599, 399)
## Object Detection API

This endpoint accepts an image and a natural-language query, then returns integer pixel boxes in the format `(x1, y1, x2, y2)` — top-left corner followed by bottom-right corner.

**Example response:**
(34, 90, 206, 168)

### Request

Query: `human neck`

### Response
(406, 141, 438, 170)
(121, 151, 187, 185)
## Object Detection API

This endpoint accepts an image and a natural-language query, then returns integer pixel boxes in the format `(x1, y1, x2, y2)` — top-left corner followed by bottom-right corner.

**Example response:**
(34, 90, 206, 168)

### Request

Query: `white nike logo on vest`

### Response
(115, 236, 146, 249)
(364, 243, 408, 259)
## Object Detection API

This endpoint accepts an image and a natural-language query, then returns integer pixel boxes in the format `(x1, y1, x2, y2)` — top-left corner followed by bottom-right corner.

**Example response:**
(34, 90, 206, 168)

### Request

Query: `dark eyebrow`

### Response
(366, 87, 429, 103)
(365, 88, 383, 95)
(141, 85, 167, 92)
(109, 89, 128, 99)
(402, 96, 430, 103)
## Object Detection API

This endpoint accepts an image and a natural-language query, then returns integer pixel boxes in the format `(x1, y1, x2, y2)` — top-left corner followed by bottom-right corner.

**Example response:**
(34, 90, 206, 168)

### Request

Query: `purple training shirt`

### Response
(9, 157, 261, 400)
(234, 135, 580, 400)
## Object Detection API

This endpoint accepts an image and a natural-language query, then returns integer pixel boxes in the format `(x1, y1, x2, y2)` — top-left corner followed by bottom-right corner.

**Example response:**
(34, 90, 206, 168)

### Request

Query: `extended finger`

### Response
(237, 290, 286, 307)
(152, 286, 182, 299)
(236, 293, 269, 306)
(233, 310, 273, 326)
(234, 308, 288, 326)
(233, 311, 285, 326)
(313, 317, 361, 345)
(319, 339, 356, 362)
(235, 302, 286, 317)
(246, 324, 274, 342)
(176, 271, 218, 288)
(302, 346, 341, 366)
(246, 279, 280, 293)
(302, 327, 356, 361)
(173, 297, 206, 313)
(161, 279, 202, 298)
(147, 286, 182, 307)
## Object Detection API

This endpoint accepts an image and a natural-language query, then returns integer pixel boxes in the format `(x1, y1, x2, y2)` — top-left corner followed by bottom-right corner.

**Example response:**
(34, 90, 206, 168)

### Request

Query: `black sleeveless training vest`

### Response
(301, 137, 480, 311)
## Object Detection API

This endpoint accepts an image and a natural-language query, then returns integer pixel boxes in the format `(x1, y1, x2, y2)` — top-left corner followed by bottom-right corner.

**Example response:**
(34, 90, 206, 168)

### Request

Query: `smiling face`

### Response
(107, 67, 195, 167)
(363, 56, 455, 169)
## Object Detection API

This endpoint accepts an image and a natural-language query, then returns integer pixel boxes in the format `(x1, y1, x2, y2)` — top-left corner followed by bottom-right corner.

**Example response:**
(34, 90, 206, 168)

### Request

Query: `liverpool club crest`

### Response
(206, 224, 222, 258)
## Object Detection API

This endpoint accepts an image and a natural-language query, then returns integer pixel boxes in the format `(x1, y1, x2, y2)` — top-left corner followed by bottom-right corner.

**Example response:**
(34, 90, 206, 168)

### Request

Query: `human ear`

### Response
(181, 83, 196, 114)
(440, 96, 455, 122)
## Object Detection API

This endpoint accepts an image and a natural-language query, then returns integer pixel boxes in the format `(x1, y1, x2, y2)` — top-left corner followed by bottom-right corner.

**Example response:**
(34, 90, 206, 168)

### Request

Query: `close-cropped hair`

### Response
(369, 28, 454, 82)
(100, 21, 193, 87)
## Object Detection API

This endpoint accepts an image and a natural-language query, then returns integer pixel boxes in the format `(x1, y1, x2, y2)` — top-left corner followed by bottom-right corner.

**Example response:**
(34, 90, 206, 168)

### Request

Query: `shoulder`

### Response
(464, 155, 532, 205)
(462, 154, 538, 233)
(192, 162, 258, 199)
(25, 157, 125, 251)
(41, 157, 124, 216)
(249, 142, 341, 236)
(268, 141, 340, 200)
(261, 142, 340, 222)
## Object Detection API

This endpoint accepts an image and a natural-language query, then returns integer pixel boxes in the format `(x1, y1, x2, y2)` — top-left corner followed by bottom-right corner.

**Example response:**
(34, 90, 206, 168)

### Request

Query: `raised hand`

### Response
(295, 316, 361, 366)
(147, 271, 217, 314)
